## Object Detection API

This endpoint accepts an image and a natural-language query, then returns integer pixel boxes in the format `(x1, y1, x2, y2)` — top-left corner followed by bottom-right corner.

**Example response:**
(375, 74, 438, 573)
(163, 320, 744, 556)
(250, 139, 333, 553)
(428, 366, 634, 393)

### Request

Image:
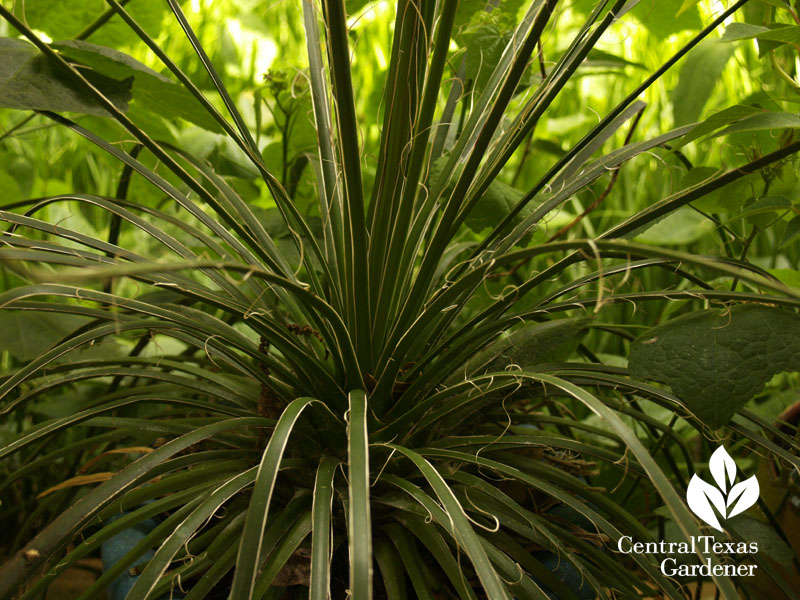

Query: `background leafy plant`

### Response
(0, 0, 799, 598)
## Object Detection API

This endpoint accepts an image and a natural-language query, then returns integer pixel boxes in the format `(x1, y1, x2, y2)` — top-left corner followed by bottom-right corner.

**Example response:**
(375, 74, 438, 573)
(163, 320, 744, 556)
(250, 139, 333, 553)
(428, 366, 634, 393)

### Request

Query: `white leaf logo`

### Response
(686, 446, 759, 532)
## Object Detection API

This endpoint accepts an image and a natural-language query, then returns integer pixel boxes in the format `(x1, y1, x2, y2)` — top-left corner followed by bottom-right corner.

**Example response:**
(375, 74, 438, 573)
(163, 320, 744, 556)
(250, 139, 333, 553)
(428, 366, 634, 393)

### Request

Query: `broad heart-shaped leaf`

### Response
(628, 305, 800, 429)
(52, 40, 222, 132)
(13, 0, 167, 48)
(0, 311, 90, 362)
(463, 14, 513, 96)
(0, 38, 131, 116)
(482, 318, 592, 373)
(464, 179, 534, 236)
(453, 0, 527, 35)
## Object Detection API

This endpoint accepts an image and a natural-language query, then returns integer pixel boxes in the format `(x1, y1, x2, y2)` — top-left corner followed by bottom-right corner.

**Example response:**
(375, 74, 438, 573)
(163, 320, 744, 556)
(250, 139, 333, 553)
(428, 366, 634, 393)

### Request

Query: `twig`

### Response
(547, 108, 644, 242)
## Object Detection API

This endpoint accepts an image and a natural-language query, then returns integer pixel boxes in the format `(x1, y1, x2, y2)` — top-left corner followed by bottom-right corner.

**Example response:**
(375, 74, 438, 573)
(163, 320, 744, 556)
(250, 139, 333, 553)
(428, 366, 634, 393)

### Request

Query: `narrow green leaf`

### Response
(229, 397, 318, 599)
(383, 524, 437, 600)
(721, 22, 800, 45)
(584, 48, 646, 70)
(310, 457, 339, 600)
(102, 0, 332, 294)
(401, 514, 479, 600)
(302, 0, 344, 304)
(683, 106, 765, 149)
(164, 0, 258, 155)
(446, 471, 586, 599)
(712, 111, 800, 138)
(605, 137, 800, 238)
(0, 417, 266, 598)
(371, 0, 458, 356)
(124, 469, 258, 600)
(479, 539, 550, 600)
(23, 484, 209, 600)
(69, 501, 206, 600)
(323, 0, 370, 365)
(719, 22, 770, 42)
(514, 373, 742, 598)
(347, 389, 372, 599)
(251, 510, 313, 597)
(183, 542, 238, 600)
(475, 0, 750, 256)
(387, 445, 512, 599)
(196, 494, 310, 600)
(373, 538, 408, 600)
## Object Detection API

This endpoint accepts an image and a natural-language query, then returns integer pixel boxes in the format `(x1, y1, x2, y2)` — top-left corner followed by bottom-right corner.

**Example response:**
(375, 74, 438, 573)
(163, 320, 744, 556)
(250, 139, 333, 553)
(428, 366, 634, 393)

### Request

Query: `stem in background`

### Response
(256, 337, 280, 452)
(730, 225, 759, 291)
(511, 128, 535, 187)
(509, 38, 547, 188)
(770, 52, 800, 90)
(537, 37, 547, 80)
(618, 415, 686, 510)
(75, 0, 133, 40)
(663, 143, 694, 171)
(547, 109, 643, 242)
(662, 143, 743, 257)
(0, 114, 36, 143)
(456, 79, 471, 141)
(492, 109, 643, 280)
(105, 143, 143, 295)
(693, 576, 703, 600)
(631, 399, 687, 490)
(280, 102, 290, 187)
(166, 0, 260, 157)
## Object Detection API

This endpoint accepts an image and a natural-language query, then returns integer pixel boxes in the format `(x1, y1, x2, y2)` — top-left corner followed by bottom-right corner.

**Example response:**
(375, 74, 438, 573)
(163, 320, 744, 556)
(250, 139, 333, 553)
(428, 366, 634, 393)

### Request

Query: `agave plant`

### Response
(1, 0, 799, 598)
